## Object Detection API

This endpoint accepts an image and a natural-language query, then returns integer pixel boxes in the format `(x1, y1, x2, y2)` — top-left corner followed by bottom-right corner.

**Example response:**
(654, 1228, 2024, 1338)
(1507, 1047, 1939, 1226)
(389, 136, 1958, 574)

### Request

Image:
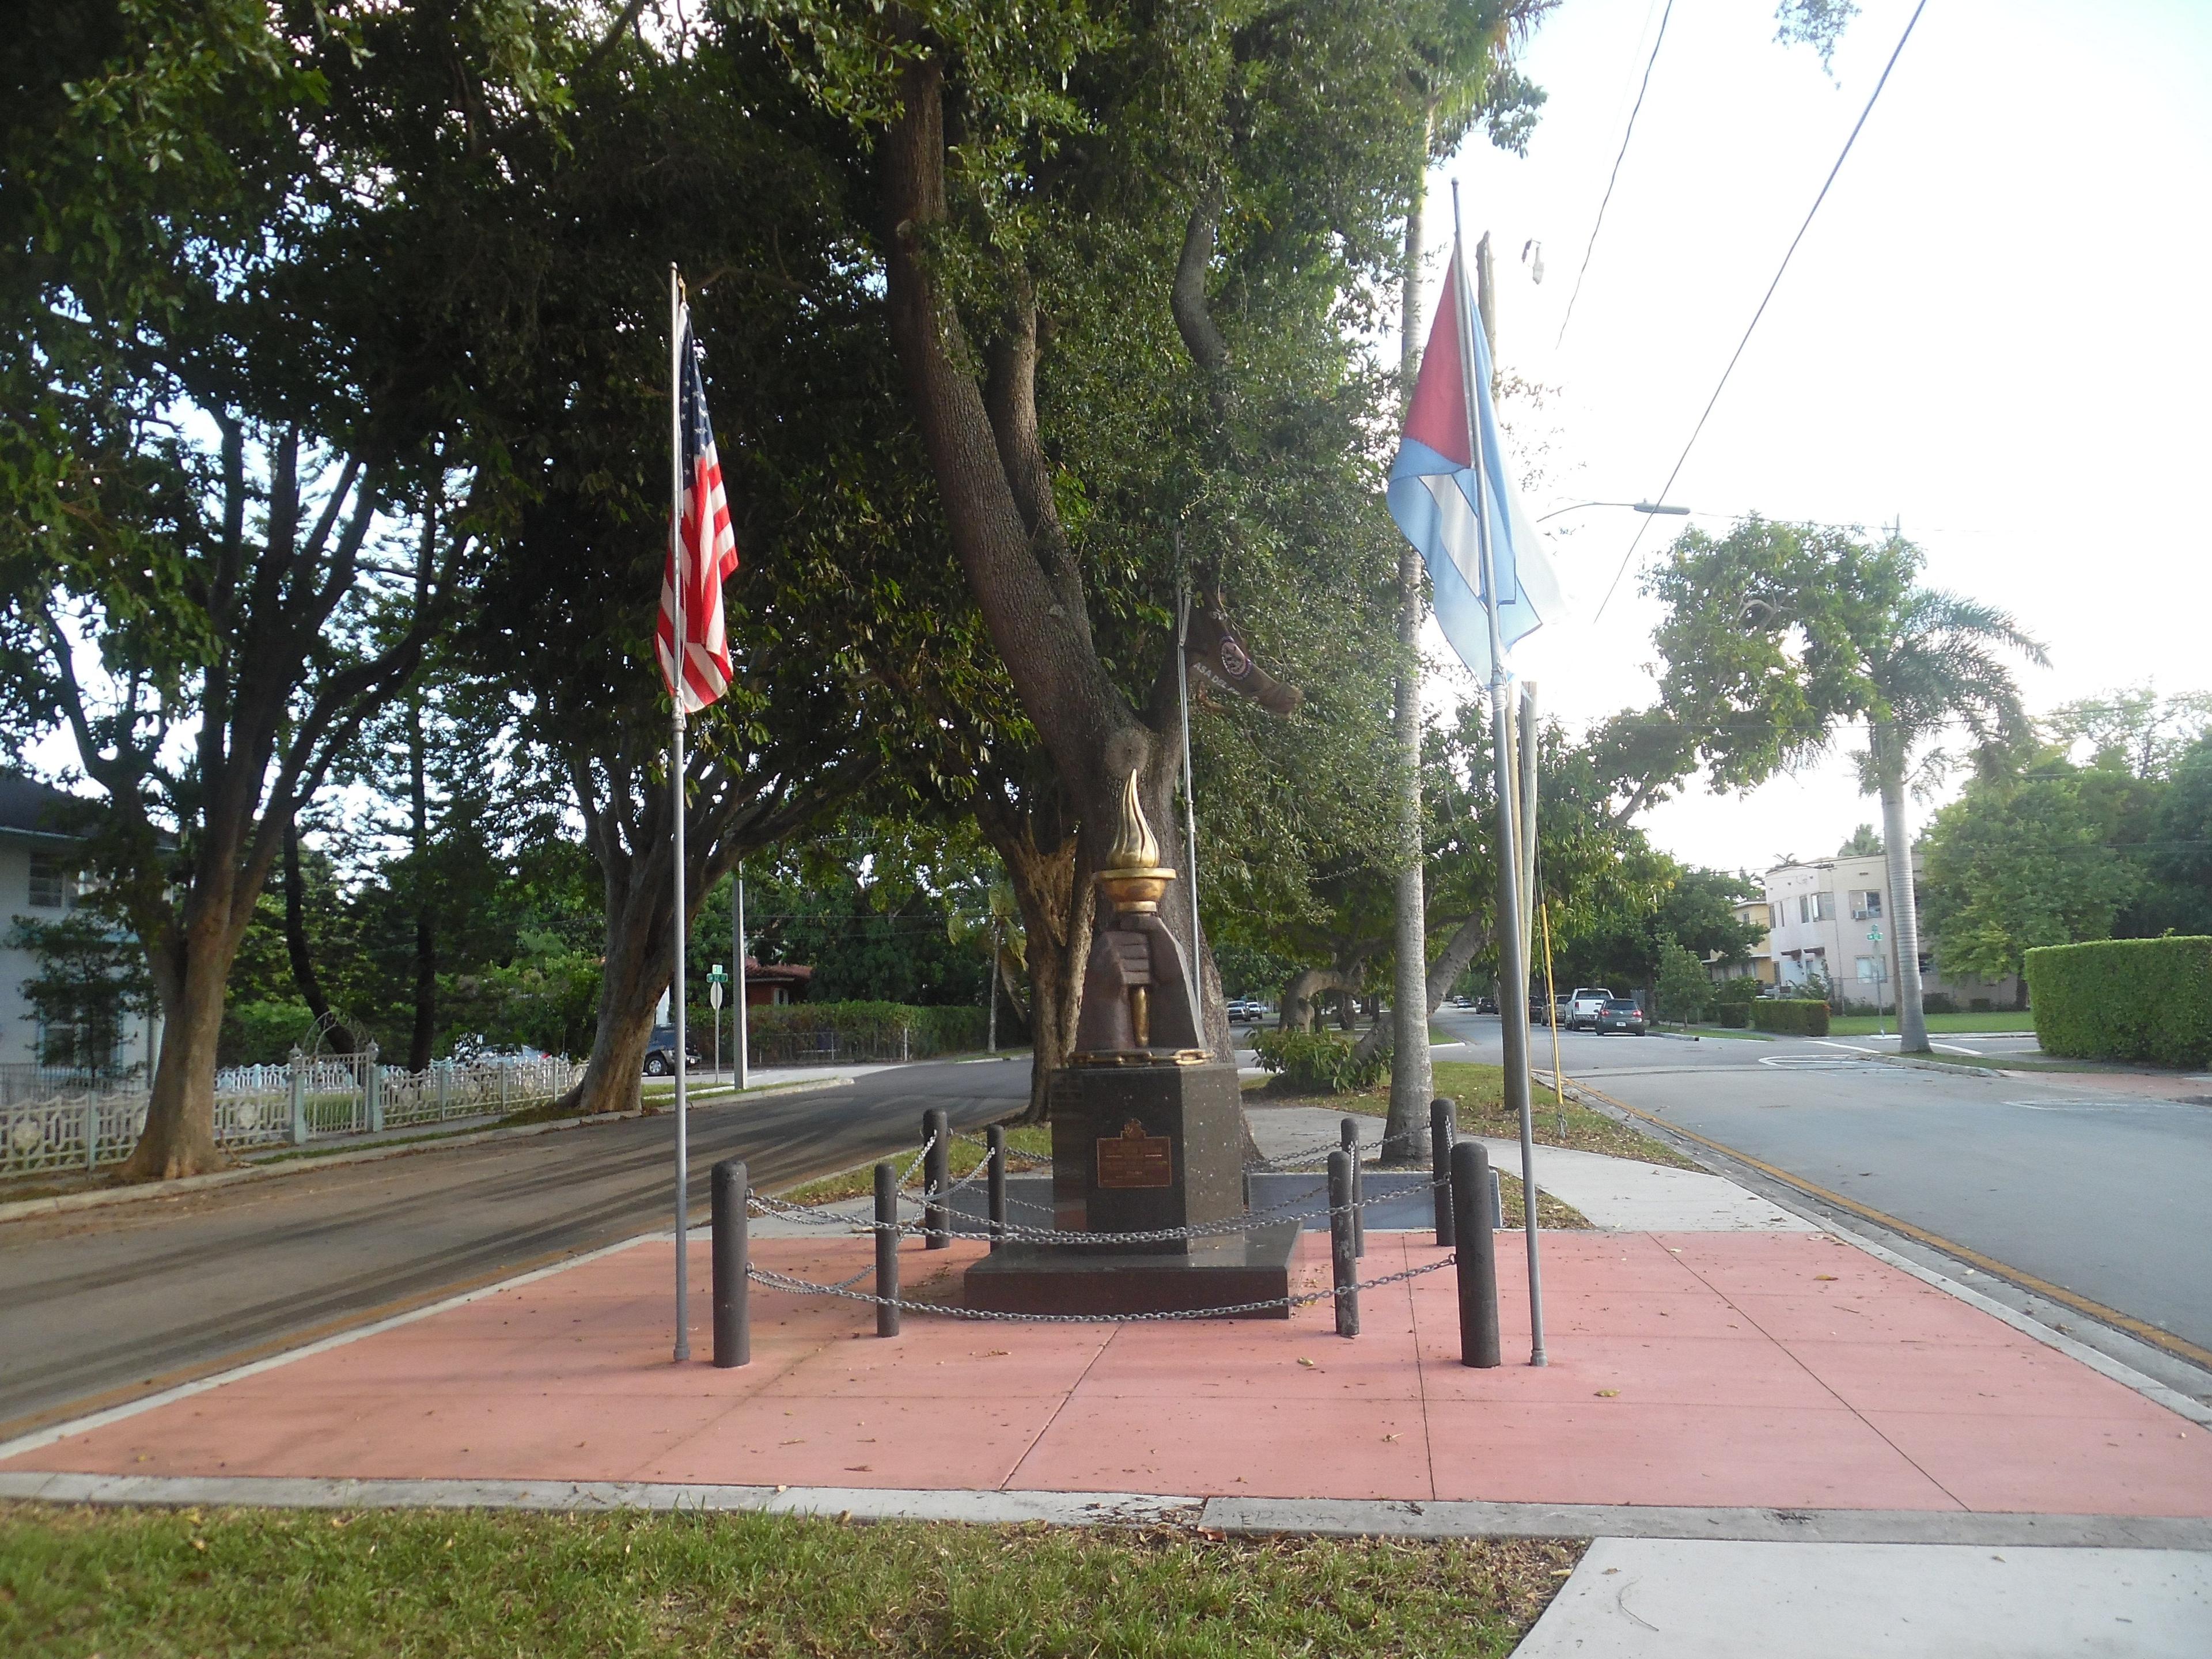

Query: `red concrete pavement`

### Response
(9, 1231, 2209, 1516)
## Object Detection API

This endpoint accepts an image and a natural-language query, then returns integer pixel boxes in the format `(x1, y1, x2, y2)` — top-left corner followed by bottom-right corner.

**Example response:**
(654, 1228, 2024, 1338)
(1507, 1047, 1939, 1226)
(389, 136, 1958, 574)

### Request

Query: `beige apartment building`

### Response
(1714, 850, 2019, 1010)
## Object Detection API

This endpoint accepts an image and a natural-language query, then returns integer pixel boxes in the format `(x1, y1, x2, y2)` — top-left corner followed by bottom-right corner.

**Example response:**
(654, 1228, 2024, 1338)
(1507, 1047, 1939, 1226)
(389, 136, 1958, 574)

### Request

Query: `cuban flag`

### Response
(656, 313, 742, 713)
(1387, 253, 1562, 682)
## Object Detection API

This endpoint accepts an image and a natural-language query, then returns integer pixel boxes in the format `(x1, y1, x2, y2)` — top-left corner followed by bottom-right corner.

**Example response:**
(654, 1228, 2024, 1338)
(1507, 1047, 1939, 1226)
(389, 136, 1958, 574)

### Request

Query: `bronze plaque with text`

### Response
(1096, 1120, 1173, 1189)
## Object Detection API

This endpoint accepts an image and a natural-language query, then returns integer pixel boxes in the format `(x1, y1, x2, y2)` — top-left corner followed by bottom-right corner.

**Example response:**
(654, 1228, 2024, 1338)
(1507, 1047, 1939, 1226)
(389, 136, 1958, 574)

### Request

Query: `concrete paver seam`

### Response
(7, 1472, 2210, 1551)
(1551, 1075, 2212, 1428)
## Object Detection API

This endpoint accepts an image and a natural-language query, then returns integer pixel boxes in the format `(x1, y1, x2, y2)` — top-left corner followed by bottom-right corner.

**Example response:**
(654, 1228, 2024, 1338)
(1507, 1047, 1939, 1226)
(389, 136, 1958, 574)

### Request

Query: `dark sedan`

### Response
(1594, 998, 1648, 1035)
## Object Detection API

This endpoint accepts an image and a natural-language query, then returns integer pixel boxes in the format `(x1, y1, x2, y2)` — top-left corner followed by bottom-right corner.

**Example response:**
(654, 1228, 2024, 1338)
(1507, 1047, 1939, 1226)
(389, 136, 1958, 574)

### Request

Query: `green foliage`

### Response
(1251, 1027, 1386, 1094)
(1838, 824, 1883, 856)
(1652, 942, 1711, 1024)
(1751, 999, 1831, 1037)
(219, 997, 314, 1066)
(748, 1001, 988, 1058)
(1919, 750, 2140, 986)
(2025, 937, 2212, 1069)
(1710, 975, 1761, 1027)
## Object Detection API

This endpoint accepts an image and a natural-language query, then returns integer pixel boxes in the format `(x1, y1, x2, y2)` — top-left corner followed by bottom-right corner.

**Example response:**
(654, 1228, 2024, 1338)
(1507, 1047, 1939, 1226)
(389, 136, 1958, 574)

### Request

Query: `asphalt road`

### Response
(1432, 1006, 2212, 1381)
(0, 1059, 1028, 1440)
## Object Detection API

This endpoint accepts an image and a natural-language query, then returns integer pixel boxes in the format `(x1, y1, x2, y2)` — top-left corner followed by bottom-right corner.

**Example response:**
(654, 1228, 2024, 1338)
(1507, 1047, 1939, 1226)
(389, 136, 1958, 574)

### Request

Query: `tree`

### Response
(1644, 521, 2044, 1054)
(1652, 942, 1711, 1025)
(752, 1, 1494, 1112)
(2, 3, 569, 1175)
(1919, 753, 2139, 998)
(1838, 824, 1883, 856)
(6, 906, 152, 1076)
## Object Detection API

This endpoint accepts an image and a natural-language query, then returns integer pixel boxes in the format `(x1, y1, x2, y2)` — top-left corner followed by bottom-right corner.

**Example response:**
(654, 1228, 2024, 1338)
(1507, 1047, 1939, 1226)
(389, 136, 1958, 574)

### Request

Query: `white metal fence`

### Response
(0, 1049, 580, 1179)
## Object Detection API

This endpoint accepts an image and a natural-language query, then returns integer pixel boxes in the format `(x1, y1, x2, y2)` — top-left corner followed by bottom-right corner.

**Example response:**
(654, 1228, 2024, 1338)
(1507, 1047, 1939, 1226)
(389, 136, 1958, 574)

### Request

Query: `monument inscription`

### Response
(1096, 1120, 1173, 1189)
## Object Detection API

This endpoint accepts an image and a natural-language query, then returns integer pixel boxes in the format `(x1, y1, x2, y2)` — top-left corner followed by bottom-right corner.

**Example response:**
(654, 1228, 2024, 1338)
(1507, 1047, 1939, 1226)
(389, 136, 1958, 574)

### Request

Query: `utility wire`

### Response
(1594, 0, 1931, 623)
(1555, 0, 1676, 350)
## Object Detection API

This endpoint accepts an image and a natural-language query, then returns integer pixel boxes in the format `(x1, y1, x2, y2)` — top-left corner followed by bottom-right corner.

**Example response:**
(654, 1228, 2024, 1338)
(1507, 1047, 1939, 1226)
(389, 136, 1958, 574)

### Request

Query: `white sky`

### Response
(1424, 0, 2212, 872)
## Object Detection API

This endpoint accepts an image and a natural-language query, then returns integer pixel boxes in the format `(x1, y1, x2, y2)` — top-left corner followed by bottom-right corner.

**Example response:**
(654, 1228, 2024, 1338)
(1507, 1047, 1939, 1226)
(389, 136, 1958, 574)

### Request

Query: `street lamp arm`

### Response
(1534, 500, 1692, 524)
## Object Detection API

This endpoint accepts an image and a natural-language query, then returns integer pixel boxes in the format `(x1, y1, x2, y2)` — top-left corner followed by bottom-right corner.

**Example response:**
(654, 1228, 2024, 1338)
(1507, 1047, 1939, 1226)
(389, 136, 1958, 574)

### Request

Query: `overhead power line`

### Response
(1593, 0, 1932, 623)
(1555, 0, 1676, 351)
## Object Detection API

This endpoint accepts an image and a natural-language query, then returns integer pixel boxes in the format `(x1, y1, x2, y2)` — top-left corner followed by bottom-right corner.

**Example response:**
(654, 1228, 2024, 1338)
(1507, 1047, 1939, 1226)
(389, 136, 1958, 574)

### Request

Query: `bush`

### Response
(1921, 992, 1959, 1016)
(747, 999, 988, 1058)
(1250, 1028, 1385, 1094)
(1751, 999, 1831, 1037)
(2024, 937, 2212, 1069)
(1710, 978, 1759, 1027)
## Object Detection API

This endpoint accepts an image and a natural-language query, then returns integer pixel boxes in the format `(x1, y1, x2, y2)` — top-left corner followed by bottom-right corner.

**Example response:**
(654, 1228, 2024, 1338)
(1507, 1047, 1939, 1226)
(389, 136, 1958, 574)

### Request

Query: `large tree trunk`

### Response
(975, 783, 1086, 1122)
(282, 817, 359, 1056)
(882, 55, 1226, 1121)
(558, 855, 676, 1117)
(1873, 718, 1932, 1054)
(123, 878, 244, 1181)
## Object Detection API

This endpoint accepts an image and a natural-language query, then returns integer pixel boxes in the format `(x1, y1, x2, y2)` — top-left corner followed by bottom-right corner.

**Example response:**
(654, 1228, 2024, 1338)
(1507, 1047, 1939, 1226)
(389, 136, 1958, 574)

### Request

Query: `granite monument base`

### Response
(963, 1060, 1297, 1317)
(961, 1221, 1301, 1319)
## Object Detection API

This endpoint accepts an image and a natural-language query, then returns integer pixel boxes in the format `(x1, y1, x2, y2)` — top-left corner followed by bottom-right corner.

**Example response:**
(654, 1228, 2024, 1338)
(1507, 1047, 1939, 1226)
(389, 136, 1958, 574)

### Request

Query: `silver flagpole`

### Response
(1174, 542, 1202, 1010)
(734, 874, 749, 1090)
(1450, 183, 1546, 1365)
(669, 263, 691, 1363)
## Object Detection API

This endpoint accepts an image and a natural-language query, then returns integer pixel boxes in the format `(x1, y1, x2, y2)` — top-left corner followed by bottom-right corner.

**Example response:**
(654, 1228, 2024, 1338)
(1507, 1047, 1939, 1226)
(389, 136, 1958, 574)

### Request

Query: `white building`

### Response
(1715, 848, 2019, 1010)
(1, 777, 160, 1078)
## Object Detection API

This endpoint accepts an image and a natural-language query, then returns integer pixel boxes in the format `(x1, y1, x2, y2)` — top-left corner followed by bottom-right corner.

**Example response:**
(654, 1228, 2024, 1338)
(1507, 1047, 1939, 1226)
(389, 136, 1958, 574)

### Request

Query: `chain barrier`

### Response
(746, 1252, 1455, 1324)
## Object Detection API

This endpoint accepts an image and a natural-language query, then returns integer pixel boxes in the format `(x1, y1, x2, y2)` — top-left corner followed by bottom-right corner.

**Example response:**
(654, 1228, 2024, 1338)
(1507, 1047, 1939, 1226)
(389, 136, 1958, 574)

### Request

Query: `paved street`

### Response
(0, 1059, 1028, 1438)
(1433, 1007, 2212, 1388)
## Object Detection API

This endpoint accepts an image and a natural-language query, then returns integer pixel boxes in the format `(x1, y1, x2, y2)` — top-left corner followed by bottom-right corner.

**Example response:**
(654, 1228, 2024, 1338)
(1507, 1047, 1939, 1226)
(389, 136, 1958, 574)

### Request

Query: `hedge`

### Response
(747, 1000, 989, 1058)
(1751, 999, 1831, 1037)
(2024, 937, 2212, 1069)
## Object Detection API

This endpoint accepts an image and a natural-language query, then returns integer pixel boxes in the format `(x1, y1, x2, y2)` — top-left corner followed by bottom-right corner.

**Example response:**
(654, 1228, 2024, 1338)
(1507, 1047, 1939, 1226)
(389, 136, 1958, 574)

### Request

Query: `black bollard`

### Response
(922, 1107, 950, 1250)
(1328, 1149, 1359, 1337)
(1340, 1116, 1365, 1259)
(1430, 1098, 1457, 1248)
(987, 1124, 1008, 1252)
(1451, 1139, 1502, 1368)
(874, 1160, 900, 1338)
(711, 1158, 750, 1369)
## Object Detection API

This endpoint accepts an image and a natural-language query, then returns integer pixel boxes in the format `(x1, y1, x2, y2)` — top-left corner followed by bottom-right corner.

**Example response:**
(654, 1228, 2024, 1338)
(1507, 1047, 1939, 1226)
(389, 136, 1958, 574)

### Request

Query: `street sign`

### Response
(1866, 926, 1882, 944)
(708, 963, 727, 1010)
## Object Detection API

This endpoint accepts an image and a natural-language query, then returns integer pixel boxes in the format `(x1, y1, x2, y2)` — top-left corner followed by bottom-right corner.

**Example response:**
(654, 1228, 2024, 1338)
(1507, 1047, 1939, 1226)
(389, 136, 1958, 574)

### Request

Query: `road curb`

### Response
(0, 1077, 853, 1229)
(3, 1470, 2205, 1549)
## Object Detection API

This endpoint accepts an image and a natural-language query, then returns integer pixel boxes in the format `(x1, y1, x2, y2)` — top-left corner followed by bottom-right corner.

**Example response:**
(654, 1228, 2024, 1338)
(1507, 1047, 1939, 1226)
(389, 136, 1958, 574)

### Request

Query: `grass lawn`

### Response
(777, 1123, 1053, 1206)
(0, 1503, 1580, 1658)
(1827, 1009, 2036, 1035)
(1253, 1059, 1699, 1174)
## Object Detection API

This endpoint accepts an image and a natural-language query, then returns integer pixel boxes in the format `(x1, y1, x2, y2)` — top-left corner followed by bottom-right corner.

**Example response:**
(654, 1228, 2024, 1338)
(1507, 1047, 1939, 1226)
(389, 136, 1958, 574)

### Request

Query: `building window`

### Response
(28, 854, 73, 909)
(1855, 956, 1886, 982)
(1850, 889, 1883, 920)
(1798, 891, 1834, 923)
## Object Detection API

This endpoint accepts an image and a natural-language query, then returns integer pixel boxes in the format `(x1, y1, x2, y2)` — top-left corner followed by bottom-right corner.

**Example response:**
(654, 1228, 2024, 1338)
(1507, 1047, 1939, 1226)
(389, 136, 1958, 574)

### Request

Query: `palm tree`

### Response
(1857, 589, 2047, 1052)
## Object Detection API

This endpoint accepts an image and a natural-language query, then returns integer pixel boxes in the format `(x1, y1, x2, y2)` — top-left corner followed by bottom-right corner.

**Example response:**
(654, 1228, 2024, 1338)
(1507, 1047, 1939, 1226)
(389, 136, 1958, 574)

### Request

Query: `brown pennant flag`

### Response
(1184, 589, 1301, 716)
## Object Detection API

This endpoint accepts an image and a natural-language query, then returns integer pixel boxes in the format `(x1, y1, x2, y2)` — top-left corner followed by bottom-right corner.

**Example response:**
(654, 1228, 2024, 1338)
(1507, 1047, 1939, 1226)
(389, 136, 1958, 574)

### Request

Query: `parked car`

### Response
(1226, 999, 1258, 1023)
(1565, 987, 1615, 1032)
(1473, 994, 1497, 1013)
(642, 1024, 702, 1075)
(1593, 997, 1647, 1036)
(1451, 994, 1472, 1009)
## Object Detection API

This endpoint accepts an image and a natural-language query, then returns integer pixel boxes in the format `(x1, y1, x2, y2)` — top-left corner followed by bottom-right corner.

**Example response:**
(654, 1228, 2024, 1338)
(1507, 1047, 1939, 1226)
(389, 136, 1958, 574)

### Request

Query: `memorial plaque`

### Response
(1096, 1119, 1173, 1189)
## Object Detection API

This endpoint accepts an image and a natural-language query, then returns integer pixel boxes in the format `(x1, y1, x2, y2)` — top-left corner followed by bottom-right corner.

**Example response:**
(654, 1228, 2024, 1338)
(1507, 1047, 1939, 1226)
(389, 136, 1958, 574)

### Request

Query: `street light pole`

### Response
(1533, 500, 1691, 524)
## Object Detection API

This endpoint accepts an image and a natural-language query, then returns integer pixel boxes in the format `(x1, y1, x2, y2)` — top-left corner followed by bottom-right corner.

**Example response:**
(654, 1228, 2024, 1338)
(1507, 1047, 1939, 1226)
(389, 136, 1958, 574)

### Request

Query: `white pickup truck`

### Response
(1565, 987, 1615, 1032)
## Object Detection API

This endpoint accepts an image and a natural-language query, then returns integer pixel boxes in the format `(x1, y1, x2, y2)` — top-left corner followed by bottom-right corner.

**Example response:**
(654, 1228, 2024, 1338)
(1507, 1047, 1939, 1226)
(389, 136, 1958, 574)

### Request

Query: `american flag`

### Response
(656, 315, 741, 713)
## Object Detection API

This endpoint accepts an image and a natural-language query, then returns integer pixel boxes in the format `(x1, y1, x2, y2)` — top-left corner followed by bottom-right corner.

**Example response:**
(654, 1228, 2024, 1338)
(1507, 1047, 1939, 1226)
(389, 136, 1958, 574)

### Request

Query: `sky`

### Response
(1421, 0, 2212, 873)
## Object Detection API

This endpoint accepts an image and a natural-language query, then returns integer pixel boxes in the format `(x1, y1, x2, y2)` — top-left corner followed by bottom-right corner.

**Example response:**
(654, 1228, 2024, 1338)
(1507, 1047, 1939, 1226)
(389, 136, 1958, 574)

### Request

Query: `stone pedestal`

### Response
(1047, 1062, 1244, 1252)
(963, 1060, 1296, 1318)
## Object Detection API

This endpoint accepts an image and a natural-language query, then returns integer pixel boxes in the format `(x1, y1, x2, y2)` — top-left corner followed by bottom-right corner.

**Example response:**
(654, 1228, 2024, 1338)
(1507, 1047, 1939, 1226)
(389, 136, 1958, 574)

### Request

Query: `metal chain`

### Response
(746, 1251, 1455, 1323)
(887, 1175, 1444, 1247)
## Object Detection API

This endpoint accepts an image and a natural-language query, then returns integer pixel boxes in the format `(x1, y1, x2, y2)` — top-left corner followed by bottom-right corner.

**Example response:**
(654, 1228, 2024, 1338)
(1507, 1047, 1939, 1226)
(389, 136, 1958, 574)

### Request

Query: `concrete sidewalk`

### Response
(7, 1138, 2209, 1654)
